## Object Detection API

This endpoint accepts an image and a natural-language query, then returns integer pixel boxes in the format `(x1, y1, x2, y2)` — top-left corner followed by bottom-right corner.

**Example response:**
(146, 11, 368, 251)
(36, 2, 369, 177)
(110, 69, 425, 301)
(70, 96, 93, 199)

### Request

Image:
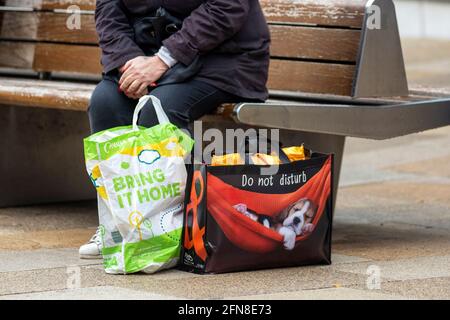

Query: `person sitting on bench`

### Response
(80, 0, 271, 258)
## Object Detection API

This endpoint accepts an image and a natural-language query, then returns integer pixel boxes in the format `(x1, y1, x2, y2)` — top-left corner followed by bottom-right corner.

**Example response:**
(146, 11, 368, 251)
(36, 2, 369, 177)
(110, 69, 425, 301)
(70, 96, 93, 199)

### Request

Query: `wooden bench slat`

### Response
(270, 25, 360, 62)
(268, 59, 355, 96)
(0, 41, 34, 69)
(33, 42, 102, 74)
(0, 77, 238, 114)
(0, 0, 95, 11)
(0, 77, 93, 110)
(0, 11, 98, 44)
(0, 11, 38, 40)
(261, 0, 367, 28)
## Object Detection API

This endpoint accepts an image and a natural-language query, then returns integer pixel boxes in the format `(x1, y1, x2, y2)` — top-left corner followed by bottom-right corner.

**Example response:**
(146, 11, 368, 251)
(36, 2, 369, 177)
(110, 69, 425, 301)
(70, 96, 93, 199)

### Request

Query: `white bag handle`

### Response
(132, 95, 170, 130)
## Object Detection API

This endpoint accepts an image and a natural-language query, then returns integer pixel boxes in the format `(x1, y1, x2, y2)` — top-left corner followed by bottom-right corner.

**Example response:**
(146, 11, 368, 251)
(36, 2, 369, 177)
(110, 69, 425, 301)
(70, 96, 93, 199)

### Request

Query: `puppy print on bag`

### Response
(275, 198, 317, 250)
(234, 198, 317, 250)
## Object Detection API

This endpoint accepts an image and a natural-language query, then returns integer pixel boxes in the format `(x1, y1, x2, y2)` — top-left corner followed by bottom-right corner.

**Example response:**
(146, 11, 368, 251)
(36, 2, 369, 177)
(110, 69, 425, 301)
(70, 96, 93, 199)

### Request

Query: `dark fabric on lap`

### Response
(88, 77, 247, 134)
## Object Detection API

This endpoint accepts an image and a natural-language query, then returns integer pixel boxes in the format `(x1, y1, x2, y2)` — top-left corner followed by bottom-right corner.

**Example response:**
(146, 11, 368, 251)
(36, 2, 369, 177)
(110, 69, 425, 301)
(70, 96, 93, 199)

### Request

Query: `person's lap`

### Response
(88, 77, 242, 134)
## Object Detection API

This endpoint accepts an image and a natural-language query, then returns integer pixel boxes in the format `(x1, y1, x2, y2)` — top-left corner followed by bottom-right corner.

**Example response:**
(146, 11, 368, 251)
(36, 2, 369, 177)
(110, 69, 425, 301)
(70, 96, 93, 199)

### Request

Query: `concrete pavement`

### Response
(0, 124, 448, 300)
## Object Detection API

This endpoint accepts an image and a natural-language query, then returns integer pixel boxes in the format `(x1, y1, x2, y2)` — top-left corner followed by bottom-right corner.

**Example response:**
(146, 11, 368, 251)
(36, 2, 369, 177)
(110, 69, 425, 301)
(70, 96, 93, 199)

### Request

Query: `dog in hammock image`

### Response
(233, 198, 317, 250)
(276, 198, 317, 250)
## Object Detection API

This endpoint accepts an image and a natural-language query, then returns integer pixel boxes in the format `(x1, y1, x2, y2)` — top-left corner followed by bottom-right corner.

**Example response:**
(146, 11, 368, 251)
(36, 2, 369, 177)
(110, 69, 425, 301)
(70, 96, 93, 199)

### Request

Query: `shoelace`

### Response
(88, 227, 103, 246)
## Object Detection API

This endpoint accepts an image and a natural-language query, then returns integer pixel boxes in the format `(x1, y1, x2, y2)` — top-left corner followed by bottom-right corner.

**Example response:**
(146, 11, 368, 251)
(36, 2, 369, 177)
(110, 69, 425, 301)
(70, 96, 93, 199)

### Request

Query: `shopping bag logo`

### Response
(184, 170, 207, 261)
(138, 149, 161, 165)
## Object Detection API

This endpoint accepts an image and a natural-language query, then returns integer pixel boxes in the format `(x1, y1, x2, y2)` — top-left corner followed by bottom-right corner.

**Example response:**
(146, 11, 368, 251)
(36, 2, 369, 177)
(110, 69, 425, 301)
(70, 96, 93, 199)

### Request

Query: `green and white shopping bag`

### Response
(84, 95, 194, 274)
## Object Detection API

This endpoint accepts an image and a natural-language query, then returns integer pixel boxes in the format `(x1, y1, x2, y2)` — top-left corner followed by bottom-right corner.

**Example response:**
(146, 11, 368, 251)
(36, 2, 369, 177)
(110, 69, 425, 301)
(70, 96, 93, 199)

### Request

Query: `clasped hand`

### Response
(119, 56, 169, 99)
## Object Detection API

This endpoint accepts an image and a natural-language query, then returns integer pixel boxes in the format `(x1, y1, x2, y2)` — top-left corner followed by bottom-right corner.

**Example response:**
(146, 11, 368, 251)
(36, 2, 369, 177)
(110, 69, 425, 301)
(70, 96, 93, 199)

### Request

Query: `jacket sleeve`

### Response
(95, 0, 145, 72)
(162, 0, 250, 66)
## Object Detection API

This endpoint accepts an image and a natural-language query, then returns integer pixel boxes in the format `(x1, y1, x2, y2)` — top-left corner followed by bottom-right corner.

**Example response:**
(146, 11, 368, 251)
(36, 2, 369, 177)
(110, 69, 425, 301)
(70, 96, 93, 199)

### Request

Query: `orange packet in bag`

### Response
(251, 152, 282, 165)
(282, 145, 309, 162)
(211, 153, 244, 166)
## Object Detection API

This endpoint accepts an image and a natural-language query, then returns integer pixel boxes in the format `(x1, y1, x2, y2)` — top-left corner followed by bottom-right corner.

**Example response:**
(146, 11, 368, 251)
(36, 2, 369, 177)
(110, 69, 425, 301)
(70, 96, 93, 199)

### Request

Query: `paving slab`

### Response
(333, 220, 450, 261)
(122, 266, 368, 299)
(333, 255, 450, 281)
(226, 287, 407, 300)
(340, 127, 450, 187)
(331, 254, 372, 265)
(385, 155, 450, 179)
(0, 201, 98, 234)
(0, 228, 96, 250)
(0, 265, 105, 296)
(0, 265, 202, 296)
(0, 264, 366, 299)
(340, 182, 450, 209)
(353, 277, 450, 300)
(0, 249, 100, 273)
(336, 183, 450, 232)
(0, 286, 179, 300)
(335, 200, 450, 229)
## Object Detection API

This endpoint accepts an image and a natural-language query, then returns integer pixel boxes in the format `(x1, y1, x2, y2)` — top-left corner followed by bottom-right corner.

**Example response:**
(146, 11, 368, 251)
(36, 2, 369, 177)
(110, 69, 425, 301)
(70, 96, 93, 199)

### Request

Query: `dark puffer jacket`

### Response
(95, 0, 271, 100)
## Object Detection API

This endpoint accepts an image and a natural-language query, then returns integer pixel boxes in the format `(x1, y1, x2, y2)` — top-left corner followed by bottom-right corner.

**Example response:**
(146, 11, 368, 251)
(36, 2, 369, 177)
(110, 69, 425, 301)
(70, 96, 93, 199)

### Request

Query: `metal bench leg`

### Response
(0, 105, 95, 207)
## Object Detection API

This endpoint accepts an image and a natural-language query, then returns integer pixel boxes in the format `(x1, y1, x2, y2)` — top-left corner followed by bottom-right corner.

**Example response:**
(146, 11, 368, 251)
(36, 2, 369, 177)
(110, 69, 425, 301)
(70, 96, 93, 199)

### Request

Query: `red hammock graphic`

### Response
(207, 156, 332, 253)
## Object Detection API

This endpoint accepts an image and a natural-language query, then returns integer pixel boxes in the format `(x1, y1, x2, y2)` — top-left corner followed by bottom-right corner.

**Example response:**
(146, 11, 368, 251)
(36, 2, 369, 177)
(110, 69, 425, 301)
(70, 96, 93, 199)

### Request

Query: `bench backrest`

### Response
(0, 0, 408, 98)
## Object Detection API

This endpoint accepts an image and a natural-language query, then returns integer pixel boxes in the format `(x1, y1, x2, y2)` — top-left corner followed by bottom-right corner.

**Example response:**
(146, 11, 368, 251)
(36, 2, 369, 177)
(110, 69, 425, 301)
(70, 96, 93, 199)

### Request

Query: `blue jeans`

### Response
(88, 75, 248, 134)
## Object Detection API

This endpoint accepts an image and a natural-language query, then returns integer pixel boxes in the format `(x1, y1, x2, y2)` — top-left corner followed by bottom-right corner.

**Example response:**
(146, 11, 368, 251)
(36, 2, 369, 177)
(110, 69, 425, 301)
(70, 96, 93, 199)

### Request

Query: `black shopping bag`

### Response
(180, 150, 333, 274)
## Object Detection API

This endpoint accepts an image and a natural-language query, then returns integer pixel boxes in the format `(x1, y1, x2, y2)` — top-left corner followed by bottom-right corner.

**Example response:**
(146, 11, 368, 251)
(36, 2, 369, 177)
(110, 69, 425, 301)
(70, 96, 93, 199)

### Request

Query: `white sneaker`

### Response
(79, 227, 103, 259)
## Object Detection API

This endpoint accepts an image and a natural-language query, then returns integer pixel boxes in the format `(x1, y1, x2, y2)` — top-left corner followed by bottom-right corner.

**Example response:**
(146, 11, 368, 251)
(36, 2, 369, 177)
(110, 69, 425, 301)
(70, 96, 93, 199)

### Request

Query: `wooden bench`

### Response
(0, 0, 449, 207)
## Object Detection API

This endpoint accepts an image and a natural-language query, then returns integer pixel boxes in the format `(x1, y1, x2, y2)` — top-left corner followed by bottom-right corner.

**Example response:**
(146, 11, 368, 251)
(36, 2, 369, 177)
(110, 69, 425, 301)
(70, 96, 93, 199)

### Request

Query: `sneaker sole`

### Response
(79, 254, 102, 260)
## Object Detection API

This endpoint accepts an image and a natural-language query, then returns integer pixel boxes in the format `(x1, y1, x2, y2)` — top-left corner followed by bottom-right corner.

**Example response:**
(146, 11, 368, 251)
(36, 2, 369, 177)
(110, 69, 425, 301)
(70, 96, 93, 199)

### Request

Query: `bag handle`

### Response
(132, 95, 170, 130)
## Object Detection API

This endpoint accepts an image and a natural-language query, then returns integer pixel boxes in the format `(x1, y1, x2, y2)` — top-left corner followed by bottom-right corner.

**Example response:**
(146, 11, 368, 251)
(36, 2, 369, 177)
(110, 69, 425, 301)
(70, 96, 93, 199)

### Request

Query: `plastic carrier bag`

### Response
(84, 95, 194, 274)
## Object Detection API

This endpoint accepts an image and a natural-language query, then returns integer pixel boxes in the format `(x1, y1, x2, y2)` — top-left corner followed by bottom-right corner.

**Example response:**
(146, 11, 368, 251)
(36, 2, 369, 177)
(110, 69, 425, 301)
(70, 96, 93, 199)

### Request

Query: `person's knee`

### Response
(88, 81, 118, 117)
(88, 80, 134, 133)
(164, 108, 190, 128)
